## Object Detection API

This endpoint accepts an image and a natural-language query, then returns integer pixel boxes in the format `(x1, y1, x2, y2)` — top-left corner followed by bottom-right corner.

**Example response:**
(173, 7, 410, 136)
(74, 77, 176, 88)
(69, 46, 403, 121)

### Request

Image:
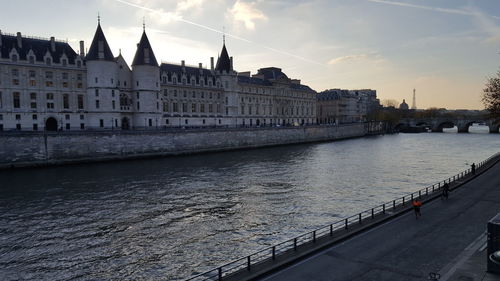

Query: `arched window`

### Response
(45, 57, 52, 65)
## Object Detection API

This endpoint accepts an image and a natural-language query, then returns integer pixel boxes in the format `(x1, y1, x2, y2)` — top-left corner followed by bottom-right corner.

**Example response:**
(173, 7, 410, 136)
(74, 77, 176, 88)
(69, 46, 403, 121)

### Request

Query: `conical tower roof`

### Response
(215, 42, 231, 72)
(132, 30, 158, 67)
(86, 23, 114, 61)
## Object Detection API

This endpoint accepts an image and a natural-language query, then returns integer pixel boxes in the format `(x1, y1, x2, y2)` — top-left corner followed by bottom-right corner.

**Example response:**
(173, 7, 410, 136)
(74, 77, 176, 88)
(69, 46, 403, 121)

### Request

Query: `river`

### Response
(0, 126, 499, 281)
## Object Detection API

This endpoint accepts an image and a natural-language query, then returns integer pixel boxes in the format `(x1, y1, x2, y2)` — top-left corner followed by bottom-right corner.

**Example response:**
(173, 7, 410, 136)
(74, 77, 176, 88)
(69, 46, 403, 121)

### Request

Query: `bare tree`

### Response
(381, 99, 399, 108)
(483, 71, 500, 122)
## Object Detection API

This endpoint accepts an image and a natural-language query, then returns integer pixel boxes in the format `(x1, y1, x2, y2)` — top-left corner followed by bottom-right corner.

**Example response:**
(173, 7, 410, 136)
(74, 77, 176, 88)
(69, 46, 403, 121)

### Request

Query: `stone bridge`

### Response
(395, 117, 499, 133)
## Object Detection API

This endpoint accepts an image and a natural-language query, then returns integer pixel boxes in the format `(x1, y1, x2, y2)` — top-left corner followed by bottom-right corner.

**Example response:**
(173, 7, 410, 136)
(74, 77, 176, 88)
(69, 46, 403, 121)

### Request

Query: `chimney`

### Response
(16, 32, 22, 48)
(210, 57, 214, 71)
(230, 56, 233, 71)
(181, 60, 185, 67)
(199, 63, 202, 69)
(79, 41, 84, 56)
(50, 36, 55, 52)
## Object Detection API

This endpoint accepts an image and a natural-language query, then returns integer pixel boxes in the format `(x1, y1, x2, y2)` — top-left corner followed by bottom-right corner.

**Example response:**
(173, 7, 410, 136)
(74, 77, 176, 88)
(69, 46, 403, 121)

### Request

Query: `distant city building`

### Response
(0, 21, 317, 131)
(399, 99, 409, 110)
(316, 89, 378, 124)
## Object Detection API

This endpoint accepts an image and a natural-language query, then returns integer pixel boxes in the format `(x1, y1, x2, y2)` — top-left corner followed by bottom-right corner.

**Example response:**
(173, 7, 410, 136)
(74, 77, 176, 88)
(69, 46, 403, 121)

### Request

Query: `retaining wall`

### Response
(0, 124, 366, 168)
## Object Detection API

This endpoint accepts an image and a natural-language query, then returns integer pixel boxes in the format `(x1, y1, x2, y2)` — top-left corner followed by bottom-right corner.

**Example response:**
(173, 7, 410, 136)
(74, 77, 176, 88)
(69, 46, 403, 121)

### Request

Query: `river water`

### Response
(0, 126, 499, 281)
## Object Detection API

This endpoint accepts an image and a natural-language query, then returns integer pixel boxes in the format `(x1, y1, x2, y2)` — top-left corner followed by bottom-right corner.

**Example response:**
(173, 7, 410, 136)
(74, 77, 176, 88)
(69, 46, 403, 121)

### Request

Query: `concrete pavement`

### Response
(260, 161, 500, 281)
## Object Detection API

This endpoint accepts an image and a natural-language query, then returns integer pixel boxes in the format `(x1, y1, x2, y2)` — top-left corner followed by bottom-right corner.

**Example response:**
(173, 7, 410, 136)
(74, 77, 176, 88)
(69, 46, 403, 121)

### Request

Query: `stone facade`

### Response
(317, 89, 379, 124)
(0, 23, 317, 131)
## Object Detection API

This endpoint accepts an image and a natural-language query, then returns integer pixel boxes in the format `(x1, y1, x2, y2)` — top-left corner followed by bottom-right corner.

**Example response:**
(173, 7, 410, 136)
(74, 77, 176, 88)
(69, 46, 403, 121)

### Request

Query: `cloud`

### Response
(110, 0, 323, 66)
(328, 53, 381, 65)
(229, 0, 268, 30)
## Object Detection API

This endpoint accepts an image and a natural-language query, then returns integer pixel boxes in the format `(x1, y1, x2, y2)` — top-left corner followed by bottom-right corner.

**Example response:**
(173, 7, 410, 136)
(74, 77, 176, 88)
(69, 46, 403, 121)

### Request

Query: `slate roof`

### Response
(215, 44, 231, 72)
(132, 31, 158, 67)
(317, 89, 352, 100)
(86, 23, 114, 61)
(160, 63, 217, 84)
(0, 33, 79, 64)
(237, 75, 272, 86)
(257, 67, 288, 80)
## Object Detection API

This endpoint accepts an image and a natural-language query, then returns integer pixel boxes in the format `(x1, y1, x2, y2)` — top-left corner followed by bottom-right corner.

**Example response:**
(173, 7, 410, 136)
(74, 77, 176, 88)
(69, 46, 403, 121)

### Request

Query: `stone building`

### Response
(0, 21, 317, 131)
(399, 99, 409, 110)
(0, 30, 86, 131)
(317, 89, 378, 124)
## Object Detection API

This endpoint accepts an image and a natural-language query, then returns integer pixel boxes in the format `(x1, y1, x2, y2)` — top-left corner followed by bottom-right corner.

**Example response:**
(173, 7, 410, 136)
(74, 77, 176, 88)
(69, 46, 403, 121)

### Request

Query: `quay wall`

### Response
(0, 124, 366, 168)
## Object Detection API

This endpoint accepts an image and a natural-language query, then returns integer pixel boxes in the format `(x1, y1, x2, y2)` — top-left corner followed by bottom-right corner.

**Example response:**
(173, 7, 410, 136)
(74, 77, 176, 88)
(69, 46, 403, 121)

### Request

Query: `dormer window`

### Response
(11, 54, 18, 62)
(29, 56, 35, 64)
(45, 57, 52, 65)
(62, 59, 67, 66)
(76, 60, 82, 68)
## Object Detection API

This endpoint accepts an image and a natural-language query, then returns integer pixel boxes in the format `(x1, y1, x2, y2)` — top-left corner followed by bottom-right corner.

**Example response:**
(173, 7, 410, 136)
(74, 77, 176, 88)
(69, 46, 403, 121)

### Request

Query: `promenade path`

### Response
(261, 161, 500, 281)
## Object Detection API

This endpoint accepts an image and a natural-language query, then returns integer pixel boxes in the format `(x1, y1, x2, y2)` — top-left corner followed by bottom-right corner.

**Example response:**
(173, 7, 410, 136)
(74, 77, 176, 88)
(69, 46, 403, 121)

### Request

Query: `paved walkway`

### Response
(261, 162, 500, 281)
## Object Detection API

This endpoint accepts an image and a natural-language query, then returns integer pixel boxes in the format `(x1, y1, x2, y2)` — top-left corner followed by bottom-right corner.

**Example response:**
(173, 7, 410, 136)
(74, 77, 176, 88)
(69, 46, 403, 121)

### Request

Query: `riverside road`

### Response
(262, 160, 500, 281)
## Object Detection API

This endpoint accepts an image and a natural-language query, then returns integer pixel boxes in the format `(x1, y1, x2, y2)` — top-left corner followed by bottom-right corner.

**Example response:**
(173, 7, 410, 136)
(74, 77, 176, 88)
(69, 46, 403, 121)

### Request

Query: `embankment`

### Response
(0, 123, 367, 169)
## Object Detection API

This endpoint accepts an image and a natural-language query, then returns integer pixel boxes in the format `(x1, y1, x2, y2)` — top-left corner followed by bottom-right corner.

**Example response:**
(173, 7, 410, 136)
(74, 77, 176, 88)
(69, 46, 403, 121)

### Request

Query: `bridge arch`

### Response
(394, 123, 407, 132)
(432, 121, 455, 133)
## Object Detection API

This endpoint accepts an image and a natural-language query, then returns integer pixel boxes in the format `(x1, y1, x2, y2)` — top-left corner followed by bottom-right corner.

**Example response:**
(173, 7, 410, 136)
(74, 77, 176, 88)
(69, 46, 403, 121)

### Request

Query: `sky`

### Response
(1, 0, 500, 110)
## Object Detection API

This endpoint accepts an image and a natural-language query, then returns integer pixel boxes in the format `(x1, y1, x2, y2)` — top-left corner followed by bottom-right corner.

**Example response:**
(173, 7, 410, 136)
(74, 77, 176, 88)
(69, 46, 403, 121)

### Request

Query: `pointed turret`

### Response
(215, 42, 231, 73)
(86, 22, 114, 61)
(132, 30, 158, 67)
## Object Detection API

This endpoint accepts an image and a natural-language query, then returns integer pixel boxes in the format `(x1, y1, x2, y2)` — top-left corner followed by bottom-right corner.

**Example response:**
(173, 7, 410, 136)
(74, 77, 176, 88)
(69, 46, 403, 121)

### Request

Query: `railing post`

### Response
(383, 204, 386, 214)
(432, 184, 435, 192)
(218, 267, 222, 281)
(330, 224, 333, 236)
(393, 200, 395, 210)
(403, 197, 405, 205)
(247, 256, 251, 271)
(371, 208, 374, 219)
(419, 190, 421, 198)
(359, 213, 362, 224)
(272, 246, 276, 260)
(345, 218, 348, 230)
(294, 238, 297, 251)
(313, 231, 316, 243)
(426, 187, 428, 196)
(411, 193, 413, 201)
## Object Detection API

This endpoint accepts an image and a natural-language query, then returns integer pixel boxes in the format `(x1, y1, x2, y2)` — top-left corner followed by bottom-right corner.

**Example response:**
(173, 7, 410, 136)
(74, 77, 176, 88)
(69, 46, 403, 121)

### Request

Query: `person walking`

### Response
(471, 163, 476, 175)
(412, 199, 422, 219)
(442, 183, 450, 200)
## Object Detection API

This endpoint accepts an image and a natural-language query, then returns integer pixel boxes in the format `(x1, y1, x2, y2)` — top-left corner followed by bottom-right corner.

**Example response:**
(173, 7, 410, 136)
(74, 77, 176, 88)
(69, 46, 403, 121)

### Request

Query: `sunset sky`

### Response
(2, 0, 500, 109)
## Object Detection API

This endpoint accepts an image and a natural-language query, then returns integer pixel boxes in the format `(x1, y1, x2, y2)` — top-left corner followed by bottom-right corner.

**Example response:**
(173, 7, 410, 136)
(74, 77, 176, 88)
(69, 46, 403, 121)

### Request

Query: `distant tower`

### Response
(411, 88, 417, 110)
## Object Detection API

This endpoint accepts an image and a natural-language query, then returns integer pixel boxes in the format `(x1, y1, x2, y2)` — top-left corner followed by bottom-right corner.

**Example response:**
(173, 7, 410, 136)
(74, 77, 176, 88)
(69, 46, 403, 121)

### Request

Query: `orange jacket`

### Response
(412, 201, 422, 207)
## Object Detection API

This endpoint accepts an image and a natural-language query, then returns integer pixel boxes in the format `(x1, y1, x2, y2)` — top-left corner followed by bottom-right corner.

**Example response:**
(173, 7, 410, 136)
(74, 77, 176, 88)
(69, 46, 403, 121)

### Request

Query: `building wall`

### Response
(0, 124, 365, 168)
(0, 58, 86, 131)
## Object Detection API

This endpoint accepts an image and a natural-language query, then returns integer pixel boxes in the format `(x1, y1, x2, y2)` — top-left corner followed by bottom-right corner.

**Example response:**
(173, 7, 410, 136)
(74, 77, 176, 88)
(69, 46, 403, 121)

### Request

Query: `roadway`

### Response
(261, 160, 500, 281)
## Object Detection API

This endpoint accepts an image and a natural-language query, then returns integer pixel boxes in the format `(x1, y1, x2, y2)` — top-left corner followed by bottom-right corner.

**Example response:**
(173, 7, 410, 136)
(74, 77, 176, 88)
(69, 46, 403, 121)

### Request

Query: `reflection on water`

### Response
(0, 130, 499, 280)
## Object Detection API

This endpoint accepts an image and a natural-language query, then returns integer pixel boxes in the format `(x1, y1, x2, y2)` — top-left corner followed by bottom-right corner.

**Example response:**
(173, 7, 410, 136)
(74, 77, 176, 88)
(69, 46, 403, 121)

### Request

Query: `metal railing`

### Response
(185, 152, 500, 281)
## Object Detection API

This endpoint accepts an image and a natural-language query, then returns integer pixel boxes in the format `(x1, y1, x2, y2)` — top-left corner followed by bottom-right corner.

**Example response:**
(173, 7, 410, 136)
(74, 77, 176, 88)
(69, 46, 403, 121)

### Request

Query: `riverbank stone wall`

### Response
(0, 124, 365, 168)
